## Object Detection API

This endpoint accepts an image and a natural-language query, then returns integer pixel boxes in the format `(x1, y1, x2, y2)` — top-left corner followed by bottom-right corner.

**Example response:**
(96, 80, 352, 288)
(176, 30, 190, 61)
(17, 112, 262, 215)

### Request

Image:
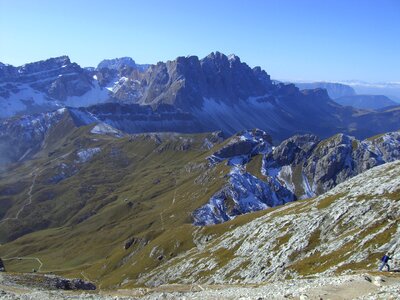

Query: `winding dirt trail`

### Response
(15, 170, 38, 220)
(0, 152, 73, 272)
(159, 169, 179, 230)
(0, 169, 38, 224)
(0, 152, 72, 224)
(2, 257, 43, 272)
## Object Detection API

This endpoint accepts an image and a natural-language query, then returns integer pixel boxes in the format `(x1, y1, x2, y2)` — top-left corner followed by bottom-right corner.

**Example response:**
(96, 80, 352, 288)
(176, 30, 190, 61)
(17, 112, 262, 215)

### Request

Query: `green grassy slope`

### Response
(0, 119, 231, 287)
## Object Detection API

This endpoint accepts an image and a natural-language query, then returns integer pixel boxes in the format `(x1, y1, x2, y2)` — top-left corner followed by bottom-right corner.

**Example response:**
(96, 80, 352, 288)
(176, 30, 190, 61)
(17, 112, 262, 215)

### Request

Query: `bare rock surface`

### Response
(1, 273, 400, 299)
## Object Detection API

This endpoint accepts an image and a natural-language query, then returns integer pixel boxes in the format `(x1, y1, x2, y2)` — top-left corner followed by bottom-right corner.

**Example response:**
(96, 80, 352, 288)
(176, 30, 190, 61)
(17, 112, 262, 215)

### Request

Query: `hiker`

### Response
(379, 252, 392, 271)
(0, 258, 5, 272)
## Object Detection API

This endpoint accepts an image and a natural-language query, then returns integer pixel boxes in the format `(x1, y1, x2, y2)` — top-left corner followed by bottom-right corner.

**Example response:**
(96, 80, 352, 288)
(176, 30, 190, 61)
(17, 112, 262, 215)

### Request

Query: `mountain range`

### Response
(1, 52, 400, 169)
(334, 94, 398, 110)
(294, 81, 399, 110)
(294, 82, 357, 99)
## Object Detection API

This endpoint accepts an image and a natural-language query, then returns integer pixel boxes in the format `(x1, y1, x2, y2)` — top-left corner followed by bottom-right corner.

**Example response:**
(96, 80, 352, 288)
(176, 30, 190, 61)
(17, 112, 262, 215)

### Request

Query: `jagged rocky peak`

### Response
(18, 55, 72, 74)
(0, 55, 90, 89)
(227, 53, 240, 62)
(97, 57, 137, 70)
(252, 66, 272, 86)
(203, 51, 241, 67)
(200, 51, 273, 100)
(0, 56, 74, 80)
(139, 51, 275, 109)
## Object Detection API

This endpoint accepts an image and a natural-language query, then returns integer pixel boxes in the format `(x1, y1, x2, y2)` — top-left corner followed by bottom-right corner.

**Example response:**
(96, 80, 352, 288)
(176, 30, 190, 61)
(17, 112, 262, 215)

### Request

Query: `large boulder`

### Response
(54, 278, 96, 290)
(211, 129, 273, 163)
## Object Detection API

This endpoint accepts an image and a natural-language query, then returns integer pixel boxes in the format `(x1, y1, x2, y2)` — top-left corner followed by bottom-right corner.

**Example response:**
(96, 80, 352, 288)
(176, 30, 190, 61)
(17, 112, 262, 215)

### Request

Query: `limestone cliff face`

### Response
(264, 132, 400, 198)
(137, 52, 273, 110)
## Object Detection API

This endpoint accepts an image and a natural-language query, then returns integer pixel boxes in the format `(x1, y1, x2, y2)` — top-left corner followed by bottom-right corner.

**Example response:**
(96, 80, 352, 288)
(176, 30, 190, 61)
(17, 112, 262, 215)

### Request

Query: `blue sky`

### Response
(0, 0, 399, 82)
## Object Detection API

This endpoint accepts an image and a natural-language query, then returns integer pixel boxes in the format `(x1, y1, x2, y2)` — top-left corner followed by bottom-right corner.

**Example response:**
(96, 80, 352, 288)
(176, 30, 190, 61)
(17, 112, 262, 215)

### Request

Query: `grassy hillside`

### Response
(0, 121, 399, 289)
(0, 121, 231, 287)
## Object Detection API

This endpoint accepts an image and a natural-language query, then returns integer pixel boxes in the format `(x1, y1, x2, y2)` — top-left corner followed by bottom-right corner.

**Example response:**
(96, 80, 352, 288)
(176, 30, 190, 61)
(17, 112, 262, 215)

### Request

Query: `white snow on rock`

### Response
(0, 84, 60, 119)
(76, 147, 101, 163)
(64, 80, 109, 107)
(90, 123, 123, 137)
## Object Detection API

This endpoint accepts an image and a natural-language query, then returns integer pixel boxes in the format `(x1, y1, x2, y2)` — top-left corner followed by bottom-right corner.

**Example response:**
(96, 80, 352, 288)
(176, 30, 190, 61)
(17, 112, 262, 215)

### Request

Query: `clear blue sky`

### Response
(0, 0, 399, 82)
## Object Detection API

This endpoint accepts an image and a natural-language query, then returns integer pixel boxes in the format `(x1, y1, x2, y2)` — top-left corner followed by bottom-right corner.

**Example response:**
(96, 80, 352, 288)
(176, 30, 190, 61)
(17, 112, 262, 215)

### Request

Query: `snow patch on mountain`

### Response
(64, 80, 109, 107)
(76, 147, 101, 163)
(0, 84, 60, 119)
(193, 167, 286, 226)
(91, 123, 123, 137)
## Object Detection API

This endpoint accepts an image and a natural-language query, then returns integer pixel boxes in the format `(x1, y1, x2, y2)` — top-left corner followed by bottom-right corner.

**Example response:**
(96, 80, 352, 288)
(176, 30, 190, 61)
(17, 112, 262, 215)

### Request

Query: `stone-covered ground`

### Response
(1, 272, 400, 299)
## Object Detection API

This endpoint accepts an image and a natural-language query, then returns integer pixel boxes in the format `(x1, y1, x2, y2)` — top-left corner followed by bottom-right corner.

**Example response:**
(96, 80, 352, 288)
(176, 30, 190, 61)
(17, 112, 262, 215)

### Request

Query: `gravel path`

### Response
(1, 273, 399, 299)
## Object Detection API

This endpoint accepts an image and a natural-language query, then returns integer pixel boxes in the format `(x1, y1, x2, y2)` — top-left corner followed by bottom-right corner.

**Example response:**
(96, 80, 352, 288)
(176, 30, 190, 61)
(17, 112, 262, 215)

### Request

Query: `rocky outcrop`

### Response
(367, 131, 400, 161)
(194, 130, 400, 225)
(195, 130, 293, 225)
(266, 134, 320, 166)
(54, 278, 96, 290)
(193, 167, 294, 226)
(209, 129, 272, 164)
(0, 108, 69, 166)
(0, 273, 96, 291)
(263, 131, 400, 199)
(70, 103, 200, 134)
